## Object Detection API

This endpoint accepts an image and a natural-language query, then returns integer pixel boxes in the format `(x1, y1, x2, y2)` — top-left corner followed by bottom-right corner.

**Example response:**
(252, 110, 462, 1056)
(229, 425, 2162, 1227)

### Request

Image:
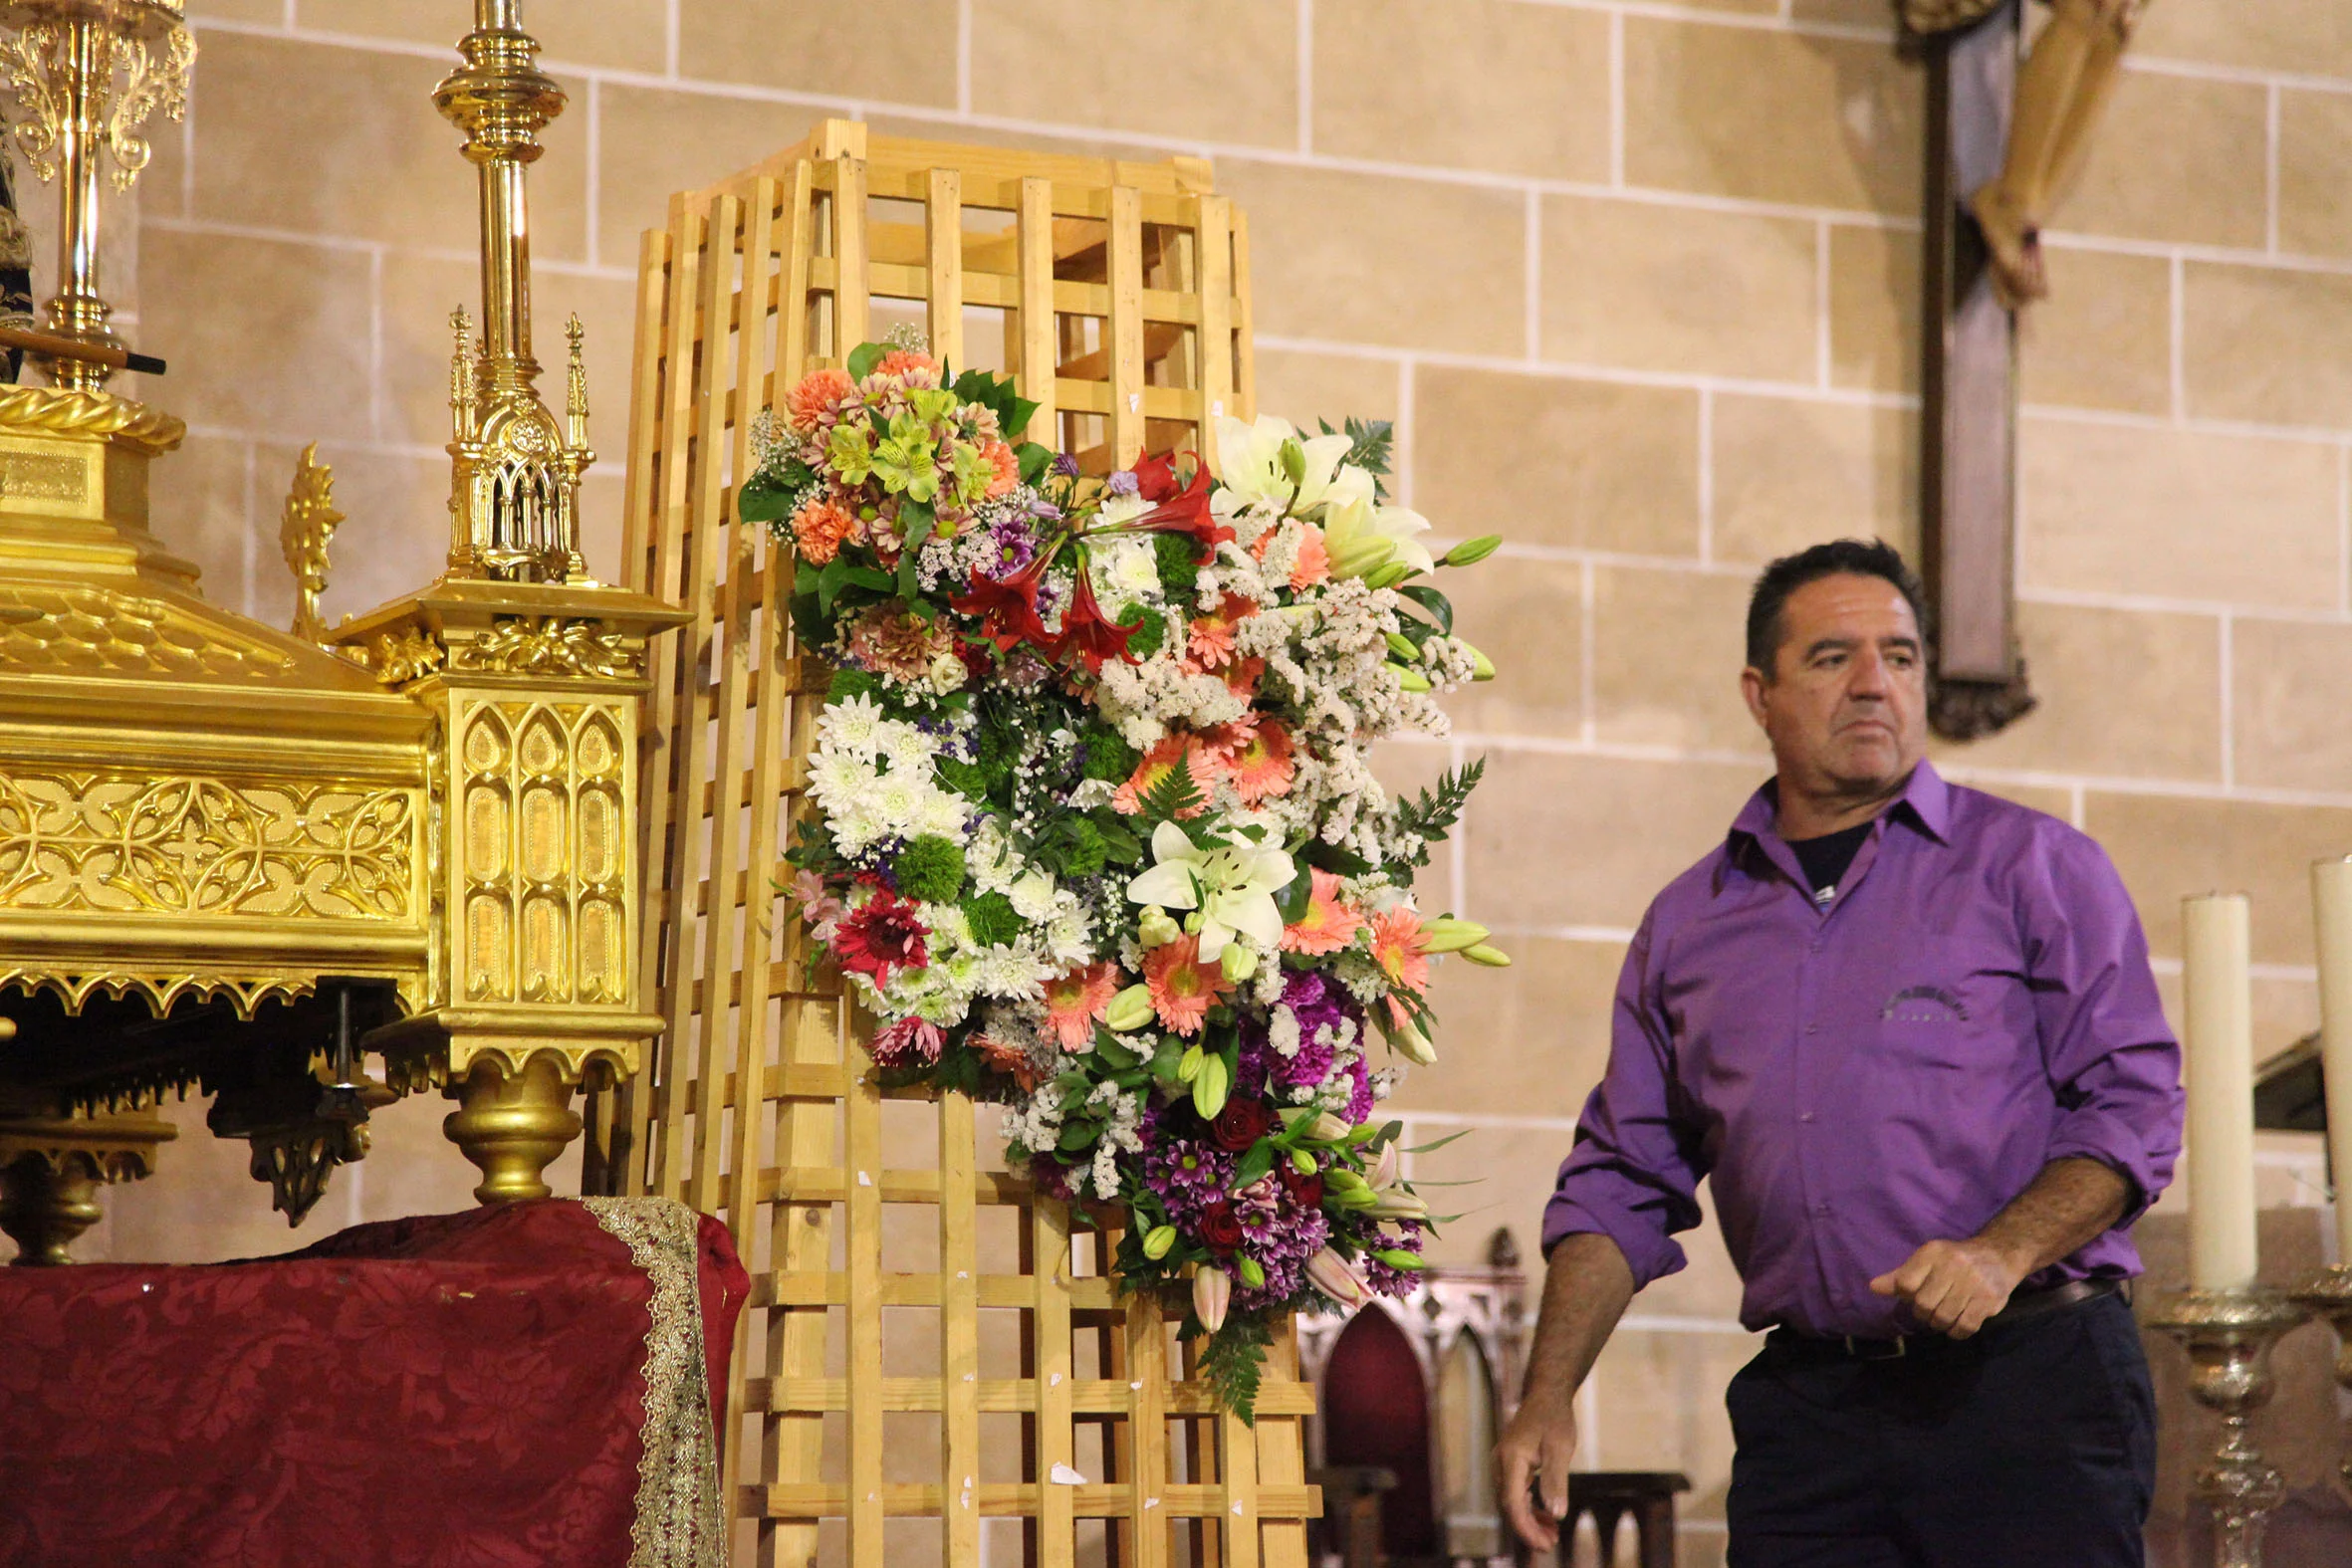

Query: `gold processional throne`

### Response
(605, 117, 1321, 1566)
(0, 0, 684, 1265)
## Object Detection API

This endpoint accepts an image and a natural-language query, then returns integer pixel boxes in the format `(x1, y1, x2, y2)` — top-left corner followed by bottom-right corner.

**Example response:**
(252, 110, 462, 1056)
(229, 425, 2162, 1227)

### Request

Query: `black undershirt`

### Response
(1786, 820, 1873, 904)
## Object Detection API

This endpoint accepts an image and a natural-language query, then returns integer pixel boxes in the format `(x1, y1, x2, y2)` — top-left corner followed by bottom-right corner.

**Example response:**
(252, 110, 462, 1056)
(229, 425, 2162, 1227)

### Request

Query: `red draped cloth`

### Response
(0, 1198, 749, 1568)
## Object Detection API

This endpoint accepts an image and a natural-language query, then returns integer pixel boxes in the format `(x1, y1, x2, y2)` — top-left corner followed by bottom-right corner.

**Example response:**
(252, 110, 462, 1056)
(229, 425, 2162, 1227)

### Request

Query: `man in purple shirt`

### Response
(1496, 541, 2183, 1566)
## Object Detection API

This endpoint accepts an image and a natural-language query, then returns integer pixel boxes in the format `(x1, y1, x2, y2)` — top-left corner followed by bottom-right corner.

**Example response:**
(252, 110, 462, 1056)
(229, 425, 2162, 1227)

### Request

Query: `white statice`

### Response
(1085, 1082, 1146, 1203)
(1087, 535, 1165, 605)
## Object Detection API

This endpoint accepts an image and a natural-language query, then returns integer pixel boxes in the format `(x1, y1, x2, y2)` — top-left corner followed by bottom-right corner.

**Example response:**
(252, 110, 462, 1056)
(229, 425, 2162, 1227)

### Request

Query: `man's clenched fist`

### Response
(1494, 1390, 1579, 1554)
(1867, 1236, 2028, 1337)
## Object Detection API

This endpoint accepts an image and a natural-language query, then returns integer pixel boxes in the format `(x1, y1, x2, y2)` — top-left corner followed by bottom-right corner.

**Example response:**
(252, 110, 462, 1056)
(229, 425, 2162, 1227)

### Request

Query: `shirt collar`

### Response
(1728, 759, 1952, 855)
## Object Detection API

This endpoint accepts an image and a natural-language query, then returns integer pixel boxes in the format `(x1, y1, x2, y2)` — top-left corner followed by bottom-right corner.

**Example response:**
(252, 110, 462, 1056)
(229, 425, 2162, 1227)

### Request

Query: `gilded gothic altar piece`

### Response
(0, 0, 683, 1264)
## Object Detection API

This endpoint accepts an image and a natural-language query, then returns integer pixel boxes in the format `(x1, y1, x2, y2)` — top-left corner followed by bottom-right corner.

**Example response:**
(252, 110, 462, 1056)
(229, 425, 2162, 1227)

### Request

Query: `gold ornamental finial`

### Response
(0, 0, 193, 390)
(279, 443, 343, 646)
(434, 1, 588, 584)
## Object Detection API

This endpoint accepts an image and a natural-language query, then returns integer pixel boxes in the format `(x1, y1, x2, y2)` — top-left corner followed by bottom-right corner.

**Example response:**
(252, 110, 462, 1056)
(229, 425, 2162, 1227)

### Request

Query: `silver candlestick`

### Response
(2143, 1287, 2312, 1568)
(2287, 1265, 2352, 1494)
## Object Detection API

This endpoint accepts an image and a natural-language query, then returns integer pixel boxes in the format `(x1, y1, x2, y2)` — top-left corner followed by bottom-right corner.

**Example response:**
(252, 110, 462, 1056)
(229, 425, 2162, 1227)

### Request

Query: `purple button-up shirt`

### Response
(1542, 762, 2184, 1339)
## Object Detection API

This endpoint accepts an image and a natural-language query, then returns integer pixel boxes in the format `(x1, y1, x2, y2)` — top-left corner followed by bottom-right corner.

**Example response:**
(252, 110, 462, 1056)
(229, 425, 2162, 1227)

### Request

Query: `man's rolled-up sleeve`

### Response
(1541, 908, 1710, 1288)
(2022, 829, 2186, 1225)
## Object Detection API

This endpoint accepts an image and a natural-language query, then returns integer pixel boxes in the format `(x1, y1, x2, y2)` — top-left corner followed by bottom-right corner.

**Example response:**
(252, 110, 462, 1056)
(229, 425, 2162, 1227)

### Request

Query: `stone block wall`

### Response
(60, 2, 2352, 1561)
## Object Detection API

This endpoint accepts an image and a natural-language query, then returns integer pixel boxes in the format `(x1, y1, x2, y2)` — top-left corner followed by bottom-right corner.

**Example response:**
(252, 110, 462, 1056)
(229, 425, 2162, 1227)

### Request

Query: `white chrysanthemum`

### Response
(820, 692, 886, 759)
(1042, 902, 1095, 967)
(1089, 536, 1163, 604)
(1008, 869, 1059, 922)
(873, 775, 923, 829)
(808, 750, 873, 806)
(877, 720, 935, 776)
(912, 789, 969, 838)
(975, 945, 1048, 1001)
(829, 800, 887, 856)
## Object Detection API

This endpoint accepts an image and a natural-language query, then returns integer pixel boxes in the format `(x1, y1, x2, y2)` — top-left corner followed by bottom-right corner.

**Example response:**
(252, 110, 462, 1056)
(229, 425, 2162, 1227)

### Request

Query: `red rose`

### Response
(1211, 1097, 1276, 1152)
(1279, 1161, 1323, 1210)
(1195, 1204, 1244, 1254)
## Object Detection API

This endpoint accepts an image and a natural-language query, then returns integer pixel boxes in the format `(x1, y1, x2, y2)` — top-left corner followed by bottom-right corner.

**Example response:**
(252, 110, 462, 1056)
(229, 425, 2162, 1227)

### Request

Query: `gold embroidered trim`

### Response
(585, 1197, 727, 1568)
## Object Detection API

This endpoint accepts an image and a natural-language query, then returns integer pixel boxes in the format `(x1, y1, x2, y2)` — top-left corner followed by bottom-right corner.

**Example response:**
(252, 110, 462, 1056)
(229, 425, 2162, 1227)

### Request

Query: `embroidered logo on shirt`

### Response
(1881, 984, 1970, 1023)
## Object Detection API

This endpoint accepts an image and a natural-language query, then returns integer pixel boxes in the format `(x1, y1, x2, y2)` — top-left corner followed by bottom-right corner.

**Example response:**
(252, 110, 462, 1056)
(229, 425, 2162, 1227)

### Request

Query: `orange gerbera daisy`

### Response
(787, 366, 854, 431)
(1143, 934, 1229, 1036)
(1111, 736, 1219, 816)
(791, 495, 860, 564)
(1369, 906, 1432, 997)
(1042, 961, 1120, 1051)
(1222, 716, 1294, 803)
(1222, 656, 1266, 700)
(1289, 527, 1331, 589)
(1281, 869, 1364, 955)
(1184, 594, 1257, 671)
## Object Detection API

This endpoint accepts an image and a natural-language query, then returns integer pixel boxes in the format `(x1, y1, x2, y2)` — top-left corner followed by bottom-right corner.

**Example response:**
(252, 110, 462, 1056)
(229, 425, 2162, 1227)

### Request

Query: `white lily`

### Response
(1212, 413, 1365, 516)
(1322, 493, 1436, 576)
(1125, 819, 1294, 964)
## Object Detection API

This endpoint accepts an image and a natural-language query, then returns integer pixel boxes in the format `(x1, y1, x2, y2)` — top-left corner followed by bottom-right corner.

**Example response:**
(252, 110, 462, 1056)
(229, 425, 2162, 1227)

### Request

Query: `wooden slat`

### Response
(748, 1481, 1317, 1521)
(1019, 177, 1058, 440)
(1257, 1328, 1314, 1568)
(1106, 184, 1146, 469)
(1034, 1198, 1076, 1568)
(1124, 1290, 1171, 1568)
(843, 1029, 885, 1567)
(939, 1088, 981, 1563)
(1195, 193, 1236, 462)
(1231, 208, 1256, 423)
(746, 1375, 1319, 1418)
(925, 167, 964, 371)
(833, 153, 870, 358)
(752, 1269, 1118, 1311)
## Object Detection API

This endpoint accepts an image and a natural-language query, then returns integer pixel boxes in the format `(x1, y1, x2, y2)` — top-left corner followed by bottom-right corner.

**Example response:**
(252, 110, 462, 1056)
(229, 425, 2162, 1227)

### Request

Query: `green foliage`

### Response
(894, 834, 967, 903)
(1388, 759, 1486, 876)
(1079, 723, 1140, 784)
(738, 469, 796, 523)
(1396, 582, 1454, 635)
(1152, 532, 1200, 596)
(1135, 754, 1204, 825)
(950, 366, 1042, 443)
(933, 755, 990, 799)
(960, 890, 1021, 948)
(828, 667, 879, 703)
(1192, 1313, 1278, 1426)
(846, 341, 886, 380)
(1316, 415, 1396, 500)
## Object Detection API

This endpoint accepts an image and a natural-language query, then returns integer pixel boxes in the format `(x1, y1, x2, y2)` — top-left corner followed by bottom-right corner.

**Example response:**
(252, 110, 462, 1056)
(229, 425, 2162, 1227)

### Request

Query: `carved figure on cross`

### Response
(1906, 0, 2148, 309)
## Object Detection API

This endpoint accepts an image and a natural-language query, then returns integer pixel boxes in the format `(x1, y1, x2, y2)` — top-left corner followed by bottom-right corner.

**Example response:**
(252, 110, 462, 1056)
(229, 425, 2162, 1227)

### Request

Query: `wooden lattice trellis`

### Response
(592, 118, 1317, 1568)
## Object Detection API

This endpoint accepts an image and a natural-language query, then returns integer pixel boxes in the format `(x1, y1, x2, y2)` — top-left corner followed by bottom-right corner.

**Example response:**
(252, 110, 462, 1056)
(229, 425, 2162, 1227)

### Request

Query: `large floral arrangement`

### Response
(743, 336, 1506, 1417)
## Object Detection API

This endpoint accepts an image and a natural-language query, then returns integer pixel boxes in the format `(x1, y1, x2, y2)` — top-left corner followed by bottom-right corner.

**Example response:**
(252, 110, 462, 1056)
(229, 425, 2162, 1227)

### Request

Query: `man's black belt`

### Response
(1771, 1276, 2126, 1362)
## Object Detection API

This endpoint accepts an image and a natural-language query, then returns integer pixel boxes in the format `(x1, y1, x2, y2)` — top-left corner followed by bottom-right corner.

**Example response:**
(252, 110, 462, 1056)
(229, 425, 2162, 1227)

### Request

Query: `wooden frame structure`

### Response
(597, 118, 1317, 1567)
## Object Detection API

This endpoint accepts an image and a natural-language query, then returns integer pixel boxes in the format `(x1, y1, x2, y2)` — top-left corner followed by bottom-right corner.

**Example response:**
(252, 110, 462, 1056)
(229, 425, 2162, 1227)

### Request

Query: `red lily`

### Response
(950, 565, 1050, 651)
(1047, 563, 1143, 674)
(1134, 452, 1232, 559)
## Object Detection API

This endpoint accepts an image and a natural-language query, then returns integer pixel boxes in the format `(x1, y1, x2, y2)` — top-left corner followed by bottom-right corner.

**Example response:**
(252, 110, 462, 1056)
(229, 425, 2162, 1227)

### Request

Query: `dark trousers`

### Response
(1725, 1292, 2156, 1567)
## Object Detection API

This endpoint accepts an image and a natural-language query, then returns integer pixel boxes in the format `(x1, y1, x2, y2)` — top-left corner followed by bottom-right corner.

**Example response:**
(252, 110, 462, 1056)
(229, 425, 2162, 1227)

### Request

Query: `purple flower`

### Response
(1239, 971, 1364, 1098)
(980, 517, 1039, 580)
(1052, 452, 1081, 479)
(1104, 469, 1140, 498)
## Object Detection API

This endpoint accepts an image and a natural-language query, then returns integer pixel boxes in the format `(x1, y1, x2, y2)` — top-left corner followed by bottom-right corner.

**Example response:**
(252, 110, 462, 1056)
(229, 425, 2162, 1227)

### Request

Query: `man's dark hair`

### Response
(1745, 539, 1930, 677)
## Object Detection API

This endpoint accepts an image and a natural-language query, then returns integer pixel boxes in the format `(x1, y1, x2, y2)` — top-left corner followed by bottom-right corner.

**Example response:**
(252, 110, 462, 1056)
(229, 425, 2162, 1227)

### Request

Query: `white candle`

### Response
(2183, 894, 2259, 1291)
(2310, 859, 2352, 1264)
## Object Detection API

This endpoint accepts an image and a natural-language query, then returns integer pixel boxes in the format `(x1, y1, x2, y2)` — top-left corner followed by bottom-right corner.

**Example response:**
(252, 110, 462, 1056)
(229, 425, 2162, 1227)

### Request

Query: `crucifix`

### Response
(1906, 0, 2143, 740)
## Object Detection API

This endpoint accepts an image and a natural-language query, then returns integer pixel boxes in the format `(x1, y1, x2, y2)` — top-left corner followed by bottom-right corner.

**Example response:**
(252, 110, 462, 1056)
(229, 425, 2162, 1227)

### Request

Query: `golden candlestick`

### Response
(2144, 1287, 2312, 1568)
(0, 0, 191, 390)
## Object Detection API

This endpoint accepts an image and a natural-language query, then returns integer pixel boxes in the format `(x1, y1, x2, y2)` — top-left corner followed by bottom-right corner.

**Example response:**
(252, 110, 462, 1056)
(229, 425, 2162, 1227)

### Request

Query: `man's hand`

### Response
(1867, 1236, 2027, 1337)
(1495, 1390, 1578, 1554)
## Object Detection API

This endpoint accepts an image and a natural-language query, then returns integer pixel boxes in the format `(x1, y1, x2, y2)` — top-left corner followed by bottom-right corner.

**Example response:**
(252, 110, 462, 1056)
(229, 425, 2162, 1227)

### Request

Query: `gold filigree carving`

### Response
(0, 20, 63, 183)
(0, 4, 191, 191)
(452, 615, 640, 679)
(0, 383, 186, 452)
(0, 582, 297, 680)
(584, 1197, 729, 1568)
(104, 10, 192, 190)
(0, 771, 415, 919)
(363, 623, 446, 686)
(455, 701, 629, 1006)
(280, 442, 344, 646)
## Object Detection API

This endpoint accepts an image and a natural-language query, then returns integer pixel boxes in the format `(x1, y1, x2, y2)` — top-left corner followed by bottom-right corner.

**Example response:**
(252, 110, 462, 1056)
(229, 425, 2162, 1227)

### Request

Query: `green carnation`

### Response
(1079, 723, 1140, 784)
(1153, 533, 1200, 596)
(1064, 819, 1108, 878)
(1119, 604, 1166, 661)
(960, 890, 1021, 948)
(828, 667, 880, 703)
(894, 834, 966, 903)
(934, 756, 991, 799)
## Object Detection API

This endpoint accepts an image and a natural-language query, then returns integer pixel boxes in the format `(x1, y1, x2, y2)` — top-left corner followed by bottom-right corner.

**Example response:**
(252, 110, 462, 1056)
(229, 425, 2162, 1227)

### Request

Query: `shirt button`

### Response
(1798, 1111, 1816, 1124)
(1805, 1023, 1820, 1035)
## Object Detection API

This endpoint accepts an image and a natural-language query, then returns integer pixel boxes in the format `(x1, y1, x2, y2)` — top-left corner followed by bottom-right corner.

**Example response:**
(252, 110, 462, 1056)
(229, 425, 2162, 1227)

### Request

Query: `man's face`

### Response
(1740, 572, 1928, 797)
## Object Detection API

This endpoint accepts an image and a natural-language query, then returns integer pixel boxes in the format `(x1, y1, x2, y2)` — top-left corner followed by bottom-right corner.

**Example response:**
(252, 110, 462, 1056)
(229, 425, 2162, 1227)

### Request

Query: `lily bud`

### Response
(1370, 1142, 1400, 1190)
(1305, 1247, 1371, 1308)
(1237, 1256, 1266, 1289)
(1104, 984, 1156, 1031)
(1418, 917, 1490, 954)
(1443, 534, 1503, 567)
(1374, 1248, 1428, 1271)
(1462, 943, 1512, 968)
(1463, 640, 1497, 681)
(1323, 1167, 1369, 1194)
(1384, 630, 1420, 662)
(1176, 1043, 1205, 1083)
(1191, 1053, 1231, 1120)
(1396, 666, 1433, 693)
(1292, 1148, 1318, 1175)
(1329, 535, 1396, 579)
(1367, 1190, 1429, 1221)
(1183, 910, 1204, 935)
(1193, 1266, 1232, 1333)
(1142, 1225, 1178, 1260)
(1334, 1186, 1380, 1211)
(1304, 1111, 1352, 1143)
(1137, 905, 1181, 948)
(1364, 560, 1412, 591)
(1280, 437, 1307, 485)
(1220, 943, 1258, 984)
(1347, 1123, 1380, 1144)
(1385, 1016, 1438, 1065)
